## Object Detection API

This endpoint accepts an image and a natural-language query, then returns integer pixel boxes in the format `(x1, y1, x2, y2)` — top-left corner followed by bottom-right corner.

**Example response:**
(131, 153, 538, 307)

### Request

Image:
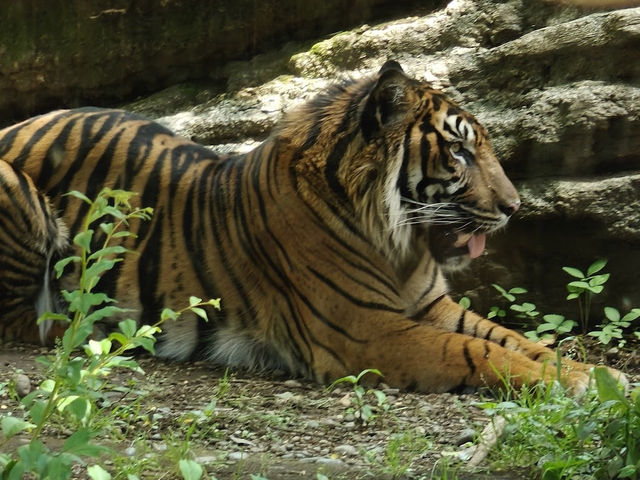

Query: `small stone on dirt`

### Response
(14, 374, 31, 398)
(456, 428, 476, 446)
(335, 444, 359, 456)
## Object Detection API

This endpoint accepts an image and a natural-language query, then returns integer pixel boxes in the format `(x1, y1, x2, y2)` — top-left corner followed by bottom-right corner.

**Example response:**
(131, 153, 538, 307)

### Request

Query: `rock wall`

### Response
(3, 0, 640, 326)
(0, 0, 433, 125)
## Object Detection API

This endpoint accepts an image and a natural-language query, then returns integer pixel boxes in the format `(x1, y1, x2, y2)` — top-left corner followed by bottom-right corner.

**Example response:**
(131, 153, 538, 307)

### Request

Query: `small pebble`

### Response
(14, 374, 31, 398)
(283, 379, 302, 388)
(315, 457, 345, 467)
(456, 428, 476, 446)
(306, 420, 320, 428)
(228, 452, 249, 461)
(605, 347, 620, 360)
(124, 447, 136, 457)
(335, 444, 358, 456)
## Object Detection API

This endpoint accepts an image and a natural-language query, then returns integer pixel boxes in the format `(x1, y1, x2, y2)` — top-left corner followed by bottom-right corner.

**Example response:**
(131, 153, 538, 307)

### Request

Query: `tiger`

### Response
(0, 60, 626, 393)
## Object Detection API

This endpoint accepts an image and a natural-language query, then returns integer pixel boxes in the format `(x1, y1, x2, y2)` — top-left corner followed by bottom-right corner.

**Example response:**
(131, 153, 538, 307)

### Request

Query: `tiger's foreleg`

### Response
(316, 318, 591, 394)
(416, 295, 627, 389)
(0, 160, 68, 343)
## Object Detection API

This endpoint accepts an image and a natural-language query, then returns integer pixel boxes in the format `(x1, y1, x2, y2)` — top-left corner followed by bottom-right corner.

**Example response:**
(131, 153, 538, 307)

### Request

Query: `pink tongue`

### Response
(467, 233, 486, 259)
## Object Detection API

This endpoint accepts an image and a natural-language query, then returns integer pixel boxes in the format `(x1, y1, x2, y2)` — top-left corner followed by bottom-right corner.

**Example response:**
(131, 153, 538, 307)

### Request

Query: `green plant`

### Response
(363, 429, 432, 478)
(0, 188, 220, 479)
(477, 368, 640, 479)
(328, 368, 389, 424)
(488, 284, 578, 343)
(563, 259, 610, 332)
(524, 314, 578, 343)
(488, 285, 528, 320)
(588, 307, 640, 347)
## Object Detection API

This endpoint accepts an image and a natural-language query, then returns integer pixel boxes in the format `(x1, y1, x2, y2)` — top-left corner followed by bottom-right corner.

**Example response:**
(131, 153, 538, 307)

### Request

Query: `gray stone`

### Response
(14, 374, 31, 398)
(335, 444, 359, 456)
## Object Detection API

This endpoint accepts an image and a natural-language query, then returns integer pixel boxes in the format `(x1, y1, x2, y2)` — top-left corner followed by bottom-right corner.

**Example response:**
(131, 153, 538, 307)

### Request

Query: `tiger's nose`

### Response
(499, 199, 521, 216)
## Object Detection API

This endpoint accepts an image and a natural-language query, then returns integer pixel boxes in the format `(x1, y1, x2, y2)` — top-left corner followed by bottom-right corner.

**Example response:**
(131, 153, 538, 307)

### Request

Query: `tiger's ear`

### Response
(361, 61, 417, 140)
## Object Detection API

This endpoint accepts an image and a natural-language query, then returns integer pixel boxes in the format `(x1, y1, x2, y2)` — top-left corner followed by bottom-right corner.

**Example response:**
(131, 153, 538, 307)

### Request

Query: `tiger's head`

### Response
(356, 61, 520, 271)
(285, 60, 519, 272)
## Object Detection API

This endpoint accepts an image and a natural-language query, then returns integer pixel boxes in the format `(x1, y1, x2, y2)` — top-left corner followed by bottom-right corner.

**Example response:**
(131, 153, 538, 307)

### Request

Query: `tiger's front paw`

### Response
(565, 361, 628, 394)
(560, 369, 591, 396)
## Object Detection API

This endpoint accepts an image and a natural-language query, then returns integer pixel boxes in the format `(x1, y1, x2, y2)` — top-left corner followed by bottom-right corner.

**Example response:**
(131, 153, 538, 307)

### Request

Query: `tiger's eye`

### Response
(450, 142, 461, 153)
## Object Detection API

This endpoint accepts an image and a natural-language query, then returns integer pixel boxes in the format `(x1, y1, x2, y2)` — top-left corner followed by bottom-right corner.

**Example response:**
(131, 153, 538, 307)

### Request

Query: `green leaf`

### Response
(491, 284, 515, 302)
(588, 273, 610, 287)
(54, 256, 81, 278)
(604, 307, 620, 322)
(509, 287, 527, 295)
(621, 310, 640, 322)
(62, 429, 110, 457)
(118, 318, 138, 337)
(133, 337, 156, 354)
(458, 297, 471, 309)
(178, 459, 203, 480)
(594, 367, 627, 405)
(587, 285, 604, 294)
(87, 246, 128, 261)
(66, 190, 92, 204)
(618, 465, 637, 478)
(567, 280, 590, 290)
(356, 368, 383, 382)
(88, 465, 112, 480)
(562, 267, 585, 279)
(161, 308, 179, 322)
(74, 229, 94, 252)
(537, 323, 558, 333)
(191, 307, 208, 321)
(587, 259, 607, 276)
(63, 397, 91, 423)
(189, 296, 202, 307)
(542, 314, 565, 325)
(1, 416, 36, 438)
(84, 306, 131, 324)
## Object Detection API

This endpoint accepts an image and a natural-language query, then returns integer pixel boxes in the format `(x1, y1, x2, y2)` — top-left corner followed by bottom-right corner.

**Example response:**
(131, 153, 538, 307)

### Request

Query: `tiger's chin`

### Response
(428, 226, 487, 272)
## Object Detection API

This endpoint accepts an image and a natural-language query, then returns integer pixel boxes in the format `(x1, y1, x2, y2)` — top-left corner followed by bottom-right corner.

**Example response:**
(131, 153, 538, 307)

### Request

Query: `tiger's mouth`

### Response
(428, 225, 489, 270)
(453, 231, 486, 259)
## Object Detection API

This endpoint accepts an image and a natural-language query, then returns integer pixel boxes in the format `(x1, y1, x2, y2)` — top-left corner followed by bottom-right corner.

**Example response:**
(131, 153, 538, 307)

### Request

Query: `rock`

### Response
(335, 444, 359, 456)
(283, 379, 302, 388)
(14, 374, 31, 398)
(456, 428, 477, 446)
(228, 451, 249, 461)
(606, 347, 620, 360)
(314, 457, 345, 467)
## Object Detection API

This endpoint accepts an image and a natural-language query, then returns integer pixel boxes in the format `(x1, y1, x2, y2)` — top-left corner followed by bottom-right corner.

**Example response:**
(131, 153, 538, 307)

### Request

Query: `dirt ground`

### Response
(1, 340, 638, 480)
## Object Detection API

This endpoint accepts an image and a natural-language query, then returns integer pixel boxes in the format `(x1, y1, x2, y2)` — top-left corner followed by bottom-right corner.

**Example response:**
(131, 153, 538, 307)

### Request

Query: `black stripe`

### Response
(409, 293, 445, 321)
(138, 210, 164, 325)
(455, 310, 466, 334)
(294, 287, 367, 344)
(484, 326, 495, 340)
(395, 126, 413, 199)
(307, 266, 404, 314)
(463, 341, 476, 376)
(327, 246, 400, 297)
(11, 113, 67, 170)
(36, 119, 77, 187)
(413, 260, 438, 306)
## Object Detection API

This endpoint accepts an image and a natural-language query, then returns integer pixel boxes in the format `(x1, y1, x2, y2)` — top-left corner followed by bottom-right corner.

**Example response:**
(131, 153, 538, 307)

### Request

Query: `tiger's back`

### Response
(0, 63, 626, 393)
